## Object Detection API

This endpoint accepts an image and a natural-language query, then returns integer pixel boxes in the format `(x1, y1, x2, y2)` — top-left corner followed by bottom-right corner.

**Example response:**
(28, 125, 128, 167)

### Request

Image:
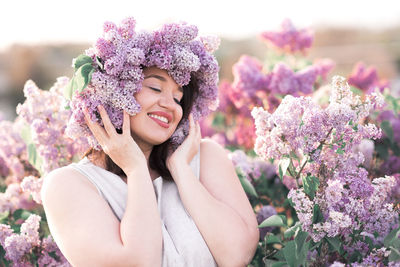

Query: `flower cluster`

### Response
(0, 215, 70, 266)
(66, 17, 220, 149)
(0, 182, 37, 214)
(259, 19, 314, 53)
(252, 76, 397, 260)
(0, 119, 29, 183)
(16, 78, 89, 174)
(228, 149, 276, 183)
(348, 62, 389, 93)
(252, 76, 383, 164)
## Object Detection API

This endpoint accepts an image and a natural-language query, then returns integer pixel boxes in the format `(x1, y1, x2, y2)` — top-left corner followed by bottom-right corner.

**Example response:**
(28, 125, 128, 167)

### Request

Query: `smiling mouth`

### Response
(147, 113, 169, 123)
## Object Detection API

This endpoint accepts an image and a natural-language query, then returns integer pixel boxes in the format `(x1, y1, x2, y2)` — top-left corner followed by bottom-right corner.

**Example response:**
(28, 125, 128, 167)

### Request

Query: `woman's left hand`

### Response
(167, 114, 201, 173)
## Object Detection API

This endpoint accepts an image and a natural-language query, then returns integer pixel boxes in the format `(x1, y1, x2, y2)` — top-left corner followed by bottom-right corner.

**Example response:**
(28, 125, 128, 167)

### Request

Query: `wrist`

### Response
(168, 161, 191, 180)
(123, 159, 148, 178)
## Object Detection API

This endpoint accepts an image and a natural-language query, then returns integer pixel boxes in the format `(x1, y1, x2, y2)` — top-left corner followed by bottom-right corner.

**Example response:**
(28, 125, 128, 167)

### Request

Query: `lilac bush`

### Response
(252, 76, 399, 266)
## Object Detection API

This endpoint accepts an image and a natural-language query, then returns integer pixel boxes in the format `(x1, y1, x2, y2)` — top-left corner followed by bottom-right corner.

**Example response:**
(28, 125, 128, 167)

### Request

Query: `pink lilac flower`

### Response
(16, 78, 90, 174)
(0, 119, 28, 182)
(4, 234, 33, 262)
(259, 19, 314, 53)
(268, 63, 318, 95)
(20, 176, 43, 204)
(348, 62, 390, 93)
(230, 55, 270, 109)
(66, 17, 220, 149)
(254, 76, 398, 252)
(1, 183, 36, 213)
(313, 58, 335, 81)
(228, 149, 276, 183)
(378, 110, 400, 143)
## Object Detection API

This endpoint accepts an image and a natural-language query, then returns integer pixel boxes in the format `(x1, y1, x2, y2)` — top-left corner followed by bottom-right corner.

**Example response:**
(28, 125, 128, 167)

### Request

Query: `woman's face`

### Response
(130, 67, 183, 147)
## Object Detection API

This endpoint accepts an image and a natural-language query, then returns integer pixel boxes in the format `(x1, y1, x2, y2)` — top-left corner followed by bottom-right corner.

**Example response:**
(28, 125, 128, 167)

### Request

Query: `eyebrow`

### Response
(144, 74, 183, 92)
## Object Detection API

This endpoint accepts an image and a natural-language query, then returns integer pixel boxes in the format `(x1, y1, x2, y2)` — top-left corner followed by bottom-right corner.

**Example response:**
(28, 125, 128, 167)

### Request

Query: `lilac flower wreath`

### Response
(65, 17, 220, 149)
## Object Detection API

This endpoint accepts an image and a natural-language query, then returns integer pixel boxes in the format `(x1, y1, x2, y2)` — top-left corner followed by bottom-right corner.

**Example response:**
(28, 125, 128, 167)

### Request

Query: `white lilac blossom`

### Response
(66, 17, 220, 149)
(20, 175, 43, 204)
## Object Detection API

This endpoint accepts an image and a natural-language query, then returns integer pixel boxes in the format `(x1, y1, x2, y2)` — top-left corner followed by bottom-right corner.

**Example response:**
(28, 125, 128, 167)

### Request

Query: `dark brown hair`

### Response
(83, 74, 199, 181)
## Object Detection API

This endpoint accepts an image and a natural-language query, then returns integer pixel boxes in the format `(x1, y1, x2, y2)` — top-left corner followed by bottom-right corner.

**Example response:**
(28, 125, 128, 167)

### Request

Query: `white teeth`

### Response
(148, 114, 169, 123)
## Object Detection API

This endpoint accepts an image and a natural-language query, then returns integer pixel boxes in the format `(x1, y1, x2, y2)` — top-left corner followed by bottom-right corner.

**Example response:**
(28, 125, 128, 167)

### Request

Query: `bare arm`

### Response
(42, 165, 162, 267)
(42, 107, 162, 266)
(167, 116, 259, 267)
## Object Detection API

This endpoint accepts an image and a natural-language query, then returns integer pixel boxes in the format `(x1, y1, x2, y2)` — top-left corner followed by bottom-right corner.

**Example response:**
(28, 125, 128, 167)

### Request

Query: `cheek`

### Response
(176, 107, 183, 123)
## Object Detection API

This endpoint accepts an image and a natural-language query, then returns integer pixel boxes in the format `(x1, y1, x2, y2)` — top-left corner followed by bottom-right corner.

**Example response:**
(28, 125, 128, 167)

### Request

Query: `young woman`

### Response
(41, 18, 259, 267)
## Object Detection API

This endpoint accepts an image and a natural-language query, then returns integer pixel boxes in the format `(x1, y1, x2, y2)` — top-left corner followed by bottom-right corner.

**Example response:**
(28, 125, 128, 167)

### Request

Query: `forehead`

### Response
(143, 67, 182, 92)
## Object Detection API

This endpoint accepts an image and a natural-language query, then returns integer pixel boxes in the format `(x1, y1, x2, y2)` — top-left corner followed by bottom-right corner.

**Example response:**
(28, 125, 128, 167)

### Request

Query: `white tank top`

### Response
(67, 150, 217, 267)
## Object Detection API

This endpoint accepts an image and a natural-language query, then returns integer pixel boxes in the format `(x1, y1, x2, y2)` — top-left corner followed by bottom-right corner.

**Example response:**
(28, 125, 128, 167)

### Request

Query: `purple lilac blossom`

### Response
(228, 149, 276, 183)
(16, 78, 90, 174)
(253, 76, 397, 258)
(259, 19, 314, 53)
(66, 17, 220, 149)
(348, 62, 390, 93)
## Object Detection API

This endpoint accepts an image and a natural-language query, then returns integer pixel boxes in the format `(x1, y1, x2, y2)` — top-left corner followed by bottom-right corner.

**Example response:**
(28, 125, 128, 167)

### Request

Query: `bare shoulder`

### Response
(200, 138, 229, 163)
(41, 164, 126, 265)
(41, 165, 98, 204)
(199, 138, 237, 188)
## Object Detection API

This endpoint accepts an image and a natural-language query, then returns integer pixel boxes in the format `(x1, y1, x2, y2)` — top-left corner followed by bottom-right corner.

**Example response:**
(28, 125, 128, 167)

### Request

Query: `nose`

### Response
(158, 91, 176, 109)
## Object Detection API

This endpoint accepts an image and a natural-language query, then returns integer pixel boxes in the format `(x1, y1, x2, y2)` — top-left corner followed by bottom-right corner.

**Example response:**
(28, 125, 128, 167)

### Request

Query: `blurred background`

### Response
(1, 0, 399, 120)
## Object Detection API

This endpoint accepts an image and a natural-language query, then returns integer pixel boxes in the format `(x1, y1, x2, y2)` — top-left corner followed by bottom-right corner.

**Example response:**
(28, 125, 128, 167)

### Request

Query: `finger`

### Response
(83, 107, 108, 144)
(188, 114, 195, 135)
(196, 121, 201, 139)
(122, 110, 130, 136)
(97, 105, 116, 136)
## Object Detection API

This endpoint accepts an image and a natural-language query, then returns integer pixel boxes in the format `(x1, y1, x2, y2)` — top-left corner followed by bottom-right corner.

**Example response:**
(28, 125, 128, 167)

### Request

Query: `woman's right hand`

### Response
(83, 105, 146, 176)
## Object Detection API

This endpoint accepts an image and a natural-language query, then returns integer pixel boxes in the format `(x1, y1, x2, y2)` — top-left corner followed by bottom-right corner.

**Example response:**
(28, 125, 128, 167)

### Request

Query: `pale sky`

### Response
(1, 0, 400, 51)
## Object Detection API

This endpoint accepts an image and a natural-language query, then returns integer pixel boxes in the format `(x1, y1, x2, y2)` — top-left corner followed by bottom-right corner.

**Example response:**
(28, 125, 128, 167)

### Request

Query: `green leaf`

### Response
(282, 241, 297, 267)
(384, 227, 400, 247)
(28, 143, 38, 166)
(278, 158, 291, 181)
(12, 209, 32, 221)
(259, 215, 286, 228)
(238, 176, 258, 197)
(0, 211, 10, 223)
(336, 147, 344, 154)
(74, 54, 93, 70)
(294, 231, 309, 266)
(302, 175, 319, 200)
(389, 247, 400, 262)
(284, 222, 301, 239)
(312, 204, 323, 224)
(381, 120, 394, 144)
(75, 63, 94, 94)
(375, 143, 389, 160)
(64, 76, 75, 100)
(325, 236, 341, 252)
(270, 262, 288, 267)
(27, 143, 43, 175)
(274, 250, 286, 261)
(20, 123, 33, 144)
(266, 234, 282, 244)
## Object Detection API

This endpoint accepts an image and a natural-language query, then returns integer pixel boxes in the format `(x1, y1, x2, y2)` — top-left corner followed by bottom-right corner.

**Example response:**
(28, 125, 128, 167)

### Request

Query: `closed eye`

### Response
(149, 87, 161, 92)
(149, 86, 182, 105)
